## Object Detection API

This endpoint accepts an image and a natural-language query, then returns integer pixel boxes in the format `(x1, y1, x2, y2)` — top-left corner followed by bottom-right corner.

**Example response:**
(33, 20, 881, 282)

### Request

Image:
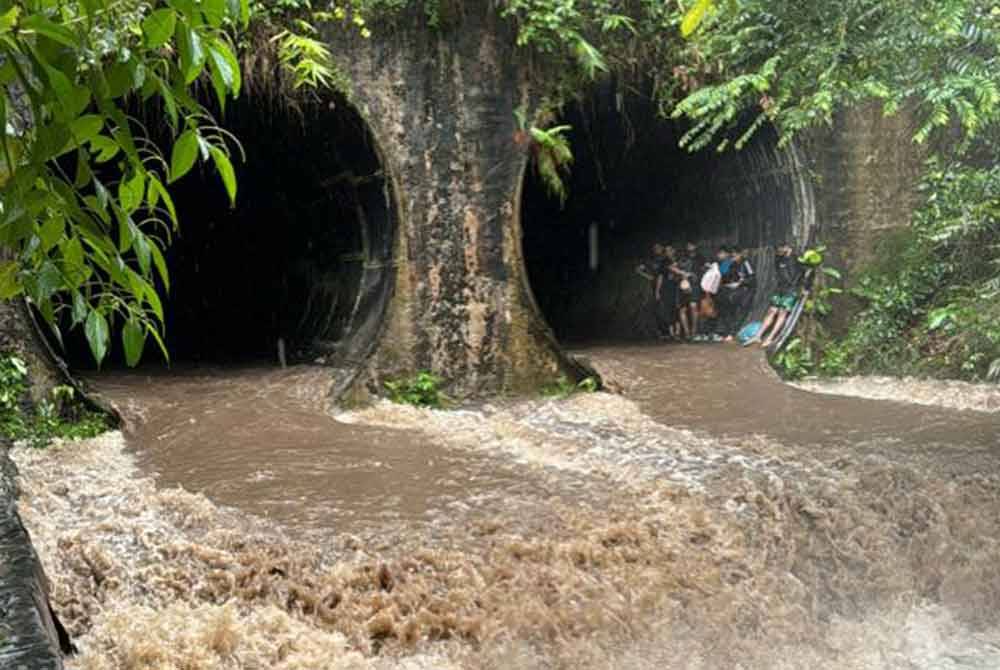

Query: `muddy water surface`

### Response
(86, 365, 540, 535)
(18, 344, 1000, 669)
(577, 343, 998, 474)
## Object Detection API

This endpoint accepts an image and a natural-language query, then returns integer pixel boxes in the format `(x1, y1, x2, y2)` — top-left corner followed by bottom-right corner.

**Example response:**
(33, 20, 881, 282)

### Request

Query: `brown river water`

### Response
(11, 343, 1000, 669)
(86, 365, 547, 536)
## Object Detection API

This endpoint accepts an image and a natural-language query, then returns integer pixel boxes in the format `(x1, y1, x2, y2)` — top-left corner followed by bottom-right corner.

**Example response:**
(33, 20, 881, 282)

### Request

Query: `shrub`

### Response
(542, 375, 600, 399)
(383, 372, 446, 408)
(818, 159, 1000, 382)
(0, 354, 109, 448)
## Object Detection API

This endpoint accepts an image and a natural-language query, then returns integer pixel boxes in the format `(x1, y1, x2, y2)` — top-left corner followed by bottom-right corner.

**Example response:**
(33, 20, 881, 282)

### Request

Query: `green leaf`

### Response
(71, 291, 88, 326)
(209, 146, 237, 206)
(147, 175, 178, 226)
(89, 135, 120, 163)
(61, 236, 85, 272)
(44, 67, 90, 122)
(133, 230, 152, 275)
(84, 309, 110, 365)
(0, 6, 20, 34)
(122, 317, 146, 367)
(154, 75, 179, 129)
(169, 130, 199, 183)
(177, 23, 206, 84)
(149, 241, 170, 290)
(145, 320, 170, 363)
(0, 262, 20, 299)
(143, 281, 164, 322)
(74, 148, 93, 187)
(20, 14, 77, 47)
(142, 8, 177, 48)
(681, 0, 713, 37)
(39, 215, 64, 251)
(208, 37, 241, 95)
(119, 172, 146, 214)
(25, 261, 62, 305)
(69, 115, 104, 143)
(821, 266, 842, 280)
(201, 0, 227, 27)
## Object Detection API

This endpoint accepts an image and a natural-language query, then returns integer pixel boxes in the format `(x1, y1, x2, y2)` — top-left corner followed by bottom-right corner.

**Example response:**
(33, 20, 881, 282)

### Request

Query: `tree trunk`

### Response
(0, 297, 65, 405)
(326, 5, 580, 398)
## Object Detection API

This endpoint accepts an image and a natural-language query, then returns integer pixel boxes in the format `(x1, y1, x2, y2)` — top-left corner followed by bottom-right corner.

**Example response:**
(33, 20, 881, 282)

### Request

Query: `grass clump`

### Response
(384, 371, 447, 408)
(1, 353, 109, 448)
(542, 375, 600, 399)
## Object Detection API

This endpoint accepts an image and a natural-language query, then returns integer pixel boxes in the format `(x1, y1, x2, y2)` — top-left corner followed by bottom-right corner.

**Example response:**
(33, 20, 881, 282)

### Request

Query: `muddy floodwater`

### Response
(12, 344, 1000, 669)
(87, 365, 548, 536)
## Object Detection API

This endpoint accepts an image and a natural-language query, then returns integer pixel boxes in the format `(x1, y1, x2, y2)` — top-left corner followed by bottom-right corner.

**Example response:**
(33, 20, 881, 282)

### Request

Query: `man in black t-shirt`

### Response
(718, 248, 756, 340)
(750, 243, 805, 347)
(654, 244, 680, 340)
(676, 242, 704, 339)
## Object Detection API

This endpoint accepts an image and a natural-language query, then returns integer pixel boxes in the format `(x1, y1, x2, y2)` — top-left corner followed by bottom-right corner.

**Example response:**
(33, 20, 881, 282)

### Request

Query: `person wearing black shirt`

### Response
(717, 248, 756, 340)
(654, 244, 681, 340)
(676, 242, 705, 339)
(750, 243, 804, 347)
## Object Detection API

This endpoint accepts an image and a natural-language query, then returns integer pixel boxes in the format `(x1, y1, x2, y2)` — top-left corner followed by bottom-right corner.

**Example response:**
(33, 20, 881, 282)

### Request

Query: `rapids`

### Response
(11, 344, 1000, 669)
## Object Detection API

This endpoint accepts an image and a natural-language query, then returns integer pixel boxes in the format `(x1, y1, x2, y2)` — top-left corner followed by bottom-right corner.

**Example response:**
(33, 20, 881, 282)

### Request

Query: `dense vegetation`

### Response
(819, 161, 1000, 382)
(0, 0, 247, 369)
(1, 352, 107, 446)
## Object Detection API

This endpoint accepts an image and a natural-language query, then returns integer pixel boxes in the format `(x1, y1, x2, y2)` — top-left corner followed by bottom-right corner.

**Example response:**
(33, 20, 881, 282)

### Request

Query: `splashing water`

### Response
(12, 345, 1000, 668)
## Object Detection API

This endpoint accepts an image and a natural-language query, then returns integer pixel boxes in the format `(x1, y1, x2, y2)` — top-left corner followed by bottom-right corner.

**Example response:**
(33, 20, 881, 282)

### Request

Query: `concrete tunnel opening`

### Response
(520, 83, 817, 344)
(54, 94, 396, 371)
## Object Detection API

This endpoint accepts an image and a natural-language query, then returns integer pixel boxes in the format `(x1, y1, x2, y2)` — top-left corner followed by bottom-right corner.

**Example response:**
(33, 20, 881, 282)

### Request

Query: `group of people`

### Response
(640, 241, 806, 347)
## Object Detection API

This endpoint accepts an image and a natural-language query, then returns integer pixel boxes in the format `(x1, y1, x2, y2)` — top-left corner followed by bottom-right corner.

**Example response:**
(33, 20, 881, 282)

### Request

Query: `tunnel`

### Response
(57, 93, 396, 370)
(520, 82, 816, 343)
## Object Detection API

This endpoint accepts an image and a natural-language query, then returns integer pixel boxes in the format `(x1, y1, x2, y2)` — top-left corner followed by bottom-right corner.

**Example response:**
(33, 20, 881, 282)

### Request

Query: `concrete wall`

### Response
(803, 104, 925, 274)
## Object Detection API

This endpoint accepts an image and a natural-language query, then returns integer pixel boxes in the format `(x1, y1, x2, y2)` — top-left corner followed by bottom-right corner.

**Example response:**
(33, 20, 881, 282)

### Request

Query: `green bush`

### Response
(774, 338, 815, 381)
(819, 159, 1000, 382)
(0, 354, 109, 448)
(384, 372, 446, 408)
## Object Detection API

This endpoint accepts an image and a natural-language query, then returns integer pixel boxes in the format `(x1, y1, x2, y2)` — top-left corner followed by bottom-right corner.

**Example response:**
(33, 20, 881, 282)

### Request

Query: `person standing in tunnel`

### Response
(718, 248, 756, 342)
(706, 247, 733, 341)
(653, 244, 680, 341)
(677, 242, 705, 340)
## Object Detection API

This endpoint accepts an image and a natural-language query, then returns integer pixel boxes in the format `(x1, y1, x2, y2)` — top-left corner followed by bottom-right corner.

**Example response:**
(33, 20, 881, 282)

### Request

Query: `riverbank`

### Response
(11, 346, 1000, 668)
(0, 440, 66, 669)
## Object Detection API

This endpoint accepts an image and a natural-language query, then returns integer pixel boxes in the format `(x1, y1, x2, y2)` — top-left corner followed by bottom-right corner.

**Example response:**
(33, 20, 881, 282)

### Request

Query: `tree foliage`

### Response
(820, 159, 1000, 382)
(670, 0, 1000, 151)
(1, 0, 247, 366)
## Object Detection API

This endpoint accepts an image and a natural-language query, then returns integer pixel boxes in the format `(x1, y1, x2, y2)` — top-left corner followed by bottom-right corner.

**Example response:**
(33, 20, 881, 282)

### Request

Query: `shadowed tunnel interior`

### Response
(521, 83, 816, 343)
(59, 95, 395, 369)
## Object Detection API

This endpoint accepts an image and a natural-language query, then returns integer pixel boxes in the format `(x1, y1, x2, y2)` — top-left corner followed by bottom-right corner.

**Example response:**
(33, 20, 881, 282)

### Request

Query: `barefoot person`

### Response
(750, 243, 803, 347)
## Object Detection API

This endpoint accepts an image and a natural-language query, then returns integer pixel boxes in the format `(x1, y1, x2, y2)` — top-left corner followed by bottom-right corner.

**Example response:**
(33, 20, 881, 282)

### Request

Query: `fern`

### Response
(529, 124, 574, 206)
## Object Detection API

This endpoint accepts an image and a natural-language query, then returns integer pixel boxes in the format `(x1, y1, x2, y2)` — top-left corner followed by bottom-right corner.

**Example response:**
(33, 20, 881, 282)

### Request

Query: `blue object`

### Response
(738, 321, 763, 344)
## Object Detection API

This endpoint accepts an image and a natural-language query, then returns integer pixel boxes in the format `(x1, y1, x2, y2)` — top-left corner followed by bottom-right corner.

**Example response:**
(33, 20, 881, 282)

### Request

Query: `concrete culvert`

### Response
(54, 95, 397, 372)
(520, 81, 817, 343)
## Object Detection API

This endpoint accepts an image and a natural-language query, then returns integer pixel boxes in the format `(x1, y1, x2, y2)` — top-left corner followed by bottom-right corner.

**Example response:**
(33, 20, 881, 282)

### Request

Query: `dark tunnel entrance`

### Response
(58, 94, 396, 370)
(521, 83, 816, 343)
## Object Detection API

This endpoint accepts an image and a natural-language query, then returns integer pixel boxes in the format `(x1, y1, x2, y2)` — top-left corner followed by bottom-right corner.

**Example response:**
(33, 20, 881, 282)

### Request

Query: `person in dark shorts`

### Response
(655, 244, 681, 340)
(676, 242, 704, 340)
(749, 242, 803, 347)
(705, 247, 734, 341)
(717, 248, 756, 341)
